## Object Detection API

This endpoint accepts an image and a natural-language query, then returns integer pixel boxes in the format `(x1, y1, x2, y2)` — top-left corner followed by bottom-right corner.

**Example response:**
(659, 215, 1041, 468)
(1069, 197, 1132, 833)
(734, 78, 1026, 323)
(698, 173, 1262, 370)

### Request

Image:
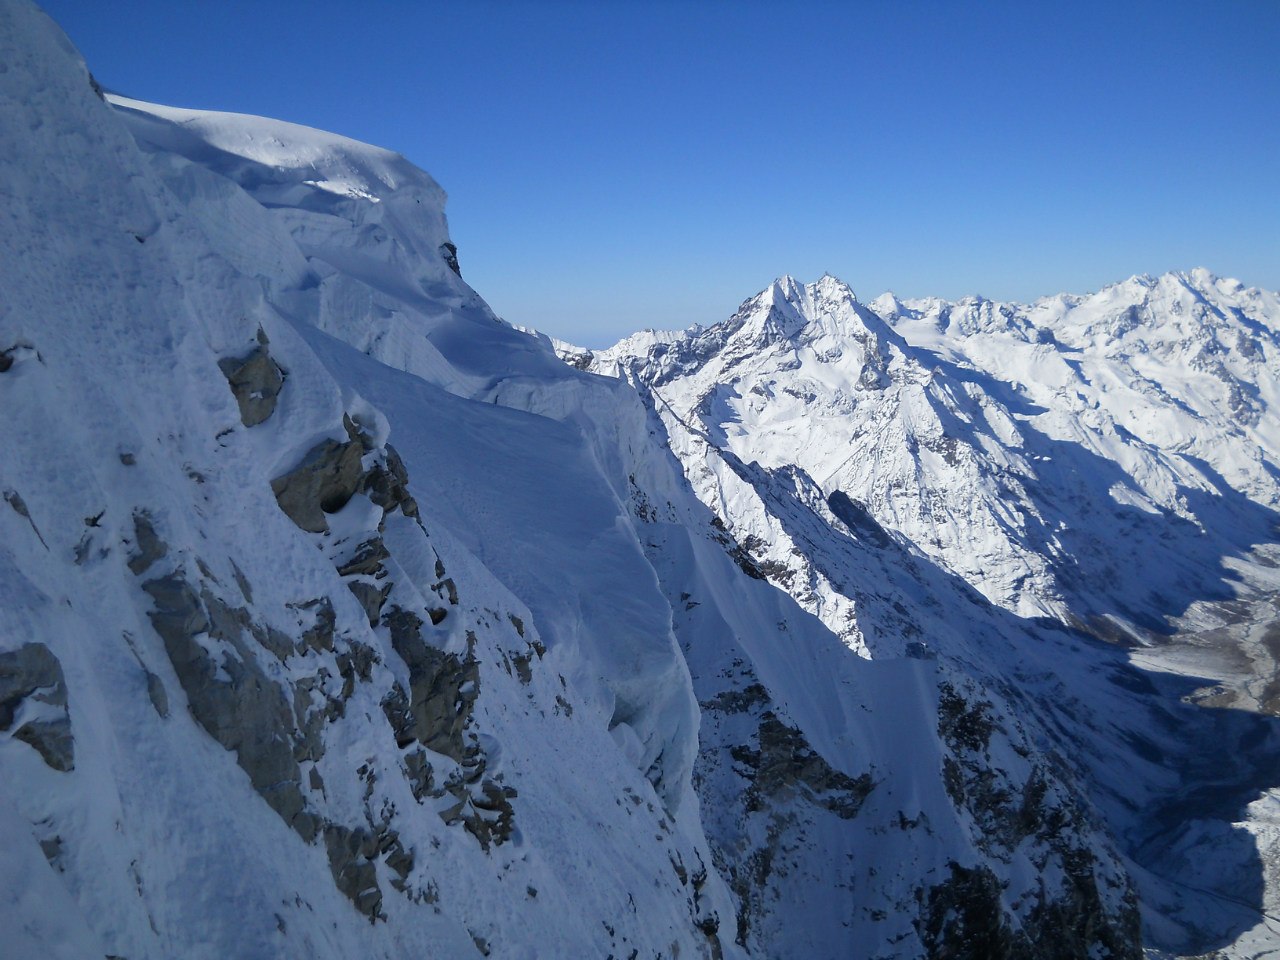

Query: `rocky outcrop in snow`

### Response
(0, 1, 1267, 957)
(0, 644, 73, 773)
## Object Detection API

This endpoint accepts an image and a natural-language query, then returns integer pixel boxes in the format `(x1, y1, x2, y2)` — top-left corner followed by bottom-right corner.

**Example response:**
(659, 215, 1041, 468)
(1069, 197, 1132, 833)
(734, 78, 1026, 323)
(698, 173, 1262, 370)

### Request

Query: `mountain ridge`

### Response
(3, 1, 1278, 956)
(588, 269, 1280, 954)
(598, 266, 1274, 353)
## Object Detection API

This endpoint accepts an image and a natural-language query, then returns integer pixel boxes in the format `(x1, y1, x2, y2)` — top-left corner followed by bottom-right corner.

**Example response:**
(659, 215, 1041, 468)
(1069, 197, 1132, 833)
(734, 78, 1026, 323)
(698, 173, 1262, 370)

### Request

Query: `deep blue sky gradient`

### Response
(41, 0, 1280, 346)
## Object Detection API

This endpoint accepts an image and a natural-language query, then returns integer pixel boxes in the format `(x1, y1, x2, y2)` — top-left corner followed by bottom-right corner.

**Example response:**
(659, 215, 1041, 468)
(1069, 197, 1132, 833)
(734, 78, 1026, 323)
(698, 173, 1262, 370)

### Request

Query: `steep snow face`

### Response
(109, 91, 570, 400)
(0, 4, 1151, 959)
(0, 4, 724, 957)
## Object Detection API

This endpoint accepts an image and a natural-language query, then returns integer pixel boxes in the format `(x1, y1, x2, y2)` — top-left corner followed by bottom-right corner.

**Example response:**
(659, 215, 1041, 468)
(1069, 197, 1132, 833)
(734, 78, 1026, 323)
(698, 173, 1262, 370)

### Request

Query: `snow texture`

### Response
(0, 2, 1274, 958)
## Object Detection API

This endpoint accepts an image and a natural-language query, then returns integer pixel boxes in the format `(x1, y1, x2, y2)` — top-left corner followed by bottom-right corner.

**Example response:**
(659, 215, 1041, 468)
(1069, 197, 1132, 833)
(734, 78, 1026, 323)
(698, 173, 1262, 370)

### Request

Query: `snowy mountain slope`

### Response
(0, 5, 733, 957)
(588, 276, 1280, 955)
(0, 3, 1151, 959)
(107, 90, 1140, 960)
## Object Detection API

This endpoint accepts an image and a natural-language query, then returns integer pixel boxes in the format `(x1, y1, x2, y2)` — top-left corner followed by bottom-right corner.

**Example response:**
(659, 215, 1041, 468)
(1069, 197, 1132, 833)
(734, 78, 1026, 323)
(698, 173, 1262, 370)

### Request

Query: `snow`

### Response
(594, 270, 1280, 956)
(0, 3, 729, 955)
(4, 0, 1279, 957)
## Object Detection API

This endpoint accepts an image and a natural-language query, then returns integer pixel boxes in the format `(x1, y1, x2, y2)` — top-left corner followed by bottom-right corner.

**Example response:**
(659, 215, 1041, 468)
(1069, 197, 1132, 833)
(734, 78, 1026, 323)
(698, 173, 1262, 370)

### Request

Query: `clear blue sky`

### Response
(41, 0, 1280, 347)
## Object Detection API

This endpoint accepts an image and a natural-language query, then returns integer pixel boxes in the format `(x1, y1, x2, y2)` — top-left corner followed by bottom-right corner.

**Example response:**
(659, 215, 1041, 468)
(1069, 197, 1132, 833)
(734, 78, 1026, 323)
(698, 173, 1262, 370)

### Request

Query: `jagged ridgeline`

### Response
(1, 1, 1275, 958)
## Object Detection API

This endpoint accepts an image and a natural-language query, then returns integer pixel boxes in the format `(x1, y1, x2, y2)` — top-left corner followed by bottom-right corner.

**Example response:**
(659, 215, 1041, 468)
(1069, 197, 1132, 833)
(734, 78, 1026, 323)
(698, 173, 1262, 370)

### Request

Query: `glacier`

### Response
(1, 1, 1278, 958)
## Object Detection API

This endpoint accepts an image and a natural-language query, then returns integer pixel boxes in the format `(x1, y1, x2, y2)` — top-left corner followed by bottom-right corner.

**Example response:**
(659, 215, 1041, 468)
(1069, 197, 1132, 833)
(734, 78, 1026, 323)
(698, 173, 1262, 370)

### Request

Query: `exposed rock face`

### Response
(135, 560, 428, 918)
(697, 669, 880, 952)
(362, 444, 420, 519)
(384, 608, 477, 762)
(346, 579, 392, 628)
(217, 331, 285, 427)
(323, 824, 383, 920)
(689, 650, 1144, 959)
(270, 439, 365, 533)
(921, 860, 1141, 960)
(335, 537, 390, 578)
(0, 644, 73, 772)
(919, 862, 1018, 959)
(729, 711, 873, 820)
(141, 573, 315, 838)
(931, 680, 1142, 960)
(269, 405, 518, 876)
(126, 511, 168, 575)
(378, 606, 516, 849)
(438, 241, 461, 277)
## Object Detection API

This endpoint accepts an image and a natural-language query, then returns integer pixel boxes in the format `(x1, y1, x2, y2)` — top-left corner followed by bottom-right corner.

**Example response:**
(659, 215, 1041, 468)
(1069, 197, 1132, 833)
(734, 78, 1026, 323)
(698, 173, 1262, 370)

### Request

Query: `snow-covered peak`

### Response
(591, 256, 1280, 957)
(868, 291, 912, 319)
(600, 261, 1280, 626)
(758, 273, 858, 316)
(724, 274, 884, 352)
(873, 269, 1274, 343)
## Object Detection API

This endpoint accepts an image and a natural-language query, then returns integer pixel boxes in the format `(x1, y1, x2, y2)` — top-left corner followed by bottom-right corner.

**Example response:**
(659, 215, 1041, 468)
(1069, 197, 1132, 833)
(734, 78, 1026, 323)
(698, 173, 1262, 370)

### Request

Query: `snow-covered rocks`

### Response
(0, 0, 1268, 956)
(0, 644, 73, 773)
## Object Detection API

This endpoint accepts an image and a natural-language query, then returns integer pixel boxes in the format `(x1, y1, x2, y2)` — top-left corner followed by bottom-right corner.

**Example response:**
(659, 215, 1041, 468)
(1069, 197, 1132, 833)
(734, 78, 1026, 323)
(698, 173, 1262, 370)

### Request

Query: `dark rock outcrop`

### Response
(335, 538, 390, 578)
(362, 443, 419, 520)
(919, 862, 1017, 960)
(384, 608, 478, 762)
(382, 610, 516, 847)
(920, 860, 1141, 960)
(294, 597, 335, 654)
(931, 680, 1142, 959)
(271, 439, 364, 533)
(0, 643, 73, 772)
(347, 580, 392, 628)
(142, 573, 314, 839)
(217, 332, 285, 427)
(439, 241, 461, 277)
(324, 824, 383, 920)
(440, 777, 517, 852)
(730, 712, 873, 819)
(127, 511, 168, 576)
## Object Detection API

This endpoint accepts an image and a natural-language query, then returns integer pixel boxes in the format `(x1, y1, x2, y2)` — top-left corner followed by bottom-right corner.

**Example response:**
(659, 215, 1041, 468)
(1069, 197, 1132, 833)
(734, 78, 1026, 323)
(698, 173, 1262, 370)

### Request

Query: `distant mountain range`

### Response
(576, 270, 1280, 955)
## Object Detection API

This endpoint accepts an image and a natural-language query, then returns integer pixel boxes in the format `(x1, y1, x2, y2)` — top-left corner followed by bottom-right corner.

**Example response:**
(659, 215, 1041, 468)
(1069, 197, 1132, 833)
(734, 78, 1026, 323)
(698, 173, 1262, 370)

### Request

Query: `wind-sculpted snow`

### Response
(0, 1, 1264, 956)
(0, 3, 726, 955)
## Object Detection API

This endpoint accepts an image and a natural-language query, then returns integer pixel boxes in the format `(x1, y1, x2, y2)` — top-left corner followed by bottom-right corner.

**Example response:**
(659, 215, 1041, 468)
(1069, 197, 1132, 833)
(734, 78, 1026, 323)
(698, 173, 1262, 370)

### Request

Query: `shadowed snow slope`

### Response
(0, 2, 1267, 958)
